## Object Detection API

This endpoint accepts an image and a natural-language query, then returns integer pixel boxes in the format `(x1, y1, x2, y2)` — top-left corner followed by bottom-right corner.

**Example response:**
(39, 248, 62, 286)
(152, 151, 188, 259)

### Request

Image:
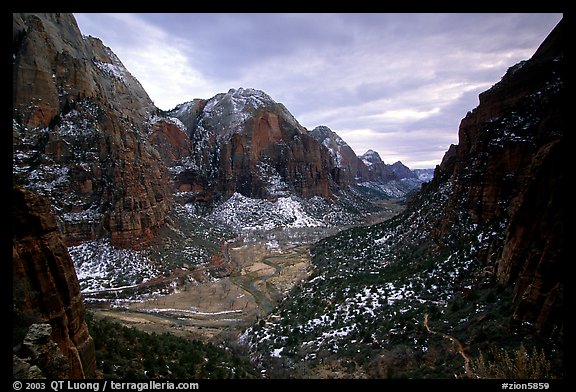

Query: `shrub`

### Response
(86, 314, 257, 379)
(470, 344, 554, 379)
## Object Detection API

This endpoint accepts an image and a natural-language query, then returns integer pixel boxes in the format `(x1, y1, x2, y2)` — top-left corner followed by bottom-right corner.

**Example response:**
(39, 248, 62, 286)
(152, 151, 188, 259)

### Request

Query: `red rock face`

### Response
(13, 13, 173, 250)
(359, 149, 399, 183)
(216, 110, 335, 199)
(172, 89, 337, 200)
(148, 119, 193, 166)
(497, 139, 564, 338)
(338, 145, 371, 184)
(13, 187, 96, 379)
(13, 13, 155, 129)
(288, 132, 334, 198)
(251, 112, 284, 159)
(418, 19, 565, 340)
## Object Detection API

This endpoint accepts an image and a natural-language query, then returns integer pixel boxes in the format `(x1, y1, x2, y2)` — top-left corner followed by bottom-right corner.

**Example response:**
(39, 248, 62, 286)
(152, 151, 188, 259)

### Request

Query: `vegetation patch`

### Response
(240, 189, 562, 378)
(87, 313, 257, 379)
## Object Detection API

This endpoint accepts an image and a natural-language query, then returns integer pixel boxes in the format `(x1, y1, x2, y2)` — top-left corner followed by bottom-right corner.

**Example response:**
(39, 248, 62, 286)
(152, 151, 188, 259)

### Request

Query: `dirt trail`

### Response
(423, 313, 472, 377)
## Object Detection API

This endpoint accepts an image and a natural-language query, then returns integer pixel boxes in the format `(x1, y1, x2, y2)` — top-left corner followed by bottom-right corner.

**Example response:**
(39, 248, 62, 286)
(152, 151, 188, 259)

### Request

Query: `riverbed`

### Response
(90, 199, 404, 343)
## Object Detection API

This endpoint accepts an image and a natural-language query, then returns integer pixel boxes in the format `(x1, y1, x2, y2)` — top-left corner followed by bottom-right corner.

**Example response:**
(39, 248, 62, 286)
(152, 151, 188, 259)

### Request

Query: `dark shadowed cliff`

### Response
(241, 18, 565, 378)
(13, 187, 96, 378)
(415, 17, 565, 340)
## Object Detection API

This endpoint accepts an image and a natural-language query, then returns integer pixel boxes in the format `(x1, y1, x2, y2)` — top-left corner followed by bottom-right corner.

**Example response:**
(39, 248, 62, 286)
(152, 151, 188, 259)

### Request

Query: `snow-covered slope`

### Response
(210, 193, 324, 231)
(239, 180, 505, 378)
(239, 19, 566, 378)
(69, 239, 160, 294)
(209, 192, 379, 233)
(357, 178, 424, 198)
(413, 168, 435, 182)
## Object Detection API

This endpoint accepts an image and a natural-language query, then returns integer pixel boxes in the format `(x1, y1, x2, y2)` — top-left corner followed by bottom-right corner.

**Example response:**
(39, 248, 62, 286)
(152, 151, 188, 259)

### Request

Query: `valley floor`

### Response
(88, 199, 406, 345)
(90, 237, 312, 343)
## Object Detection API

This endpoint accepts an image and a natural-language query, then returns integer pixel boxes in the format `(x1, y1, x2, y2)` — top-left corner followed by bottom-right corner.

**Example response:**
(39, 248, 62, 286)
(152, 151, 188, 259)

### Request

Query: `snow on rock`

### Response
(68, 238, 160, 293)
(210, 193, 324, 232)
(204, 87, 272, 114)
(257, 160, 290, 197)
(413, 168, 435, 182)
(57, 100, 101, 138)
(94, 60, 126, 82)
(200, 88, 274, 139)
(147, 114, 188, 134)
(92, 45, 129, 84)
(358, 178, 423, 198)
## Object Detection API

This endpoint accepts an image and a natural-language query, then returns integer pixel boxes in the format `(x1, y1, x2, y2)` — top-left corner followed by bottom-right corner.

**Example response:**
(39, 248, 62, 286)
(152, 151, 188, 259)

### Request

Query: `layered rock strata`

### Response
(13, 187, 96, 378)
(415, 18, 565, 339)
(13, 13, 173, 248)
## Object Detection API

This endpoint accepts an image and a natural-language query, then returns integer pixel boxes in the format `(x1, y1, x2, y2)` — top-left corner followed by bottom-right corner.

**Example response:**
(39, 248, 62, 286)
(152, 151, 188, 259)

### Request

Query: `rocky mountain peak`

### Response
(13, 13, 173, 249)
(358, 149, 397, 183)
(204, 87, 273, 116)
(166, 88, 335, 200)
(359, 149, 384, 165)
(389, 161, 417, 179)
(196, 87, 305, 141)
(12, 12, 564, 379)
(310, 125, 342, 141)
(310, 125, 349, 149)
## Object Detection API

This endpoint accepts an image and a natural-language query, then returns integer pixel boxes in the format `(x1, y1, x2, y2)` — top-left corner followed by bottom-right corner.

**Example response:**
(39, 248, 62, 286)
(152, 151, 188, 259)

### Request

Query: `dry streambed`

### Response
(91, 233, 313, 342)
(91, 200, 405, 342)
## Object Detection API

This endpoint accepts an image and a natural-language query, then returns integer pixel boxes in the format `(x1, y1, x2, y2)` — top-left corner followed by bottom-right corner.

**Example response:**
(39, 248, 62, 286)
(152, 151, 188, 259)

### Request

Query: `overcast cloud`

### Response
(74, 13, 562, 168)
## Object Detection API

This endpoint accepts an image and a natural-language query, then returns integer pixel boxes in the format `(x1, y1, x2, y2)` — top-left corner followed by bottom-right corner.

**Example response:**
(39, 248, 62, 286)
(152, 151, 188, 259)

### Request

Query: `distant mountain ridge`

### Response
(13, 13, 429, 246)
(12, 16, 430, 374)
(167, 87, 335, 200)
(12, 12, 564, 380)
(309, 127, 422, 184)
(167, 88, 428, 202)
(309, 125, 370, 185)
(241, 17, 565, 378)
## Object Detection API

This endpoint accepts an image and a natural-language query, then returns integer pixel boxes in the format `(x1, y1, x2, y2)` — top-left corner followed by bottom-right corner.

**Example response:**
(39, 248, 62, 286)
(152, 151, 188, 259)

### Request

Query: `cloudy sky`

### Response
(74, 13, 562, 169)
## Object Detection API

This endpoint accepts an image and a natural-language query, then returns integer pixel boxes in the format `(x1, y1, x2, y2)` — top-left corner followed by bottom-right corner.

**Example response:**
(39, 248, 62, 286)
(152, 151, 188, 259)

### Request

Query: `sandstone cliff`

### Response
(414, 18, 565, 340)
(13, 187, 96, 379)
(170, 88, 337, 200)
(13, 12, 417, 233)
(13, 13, 173, 248)
(13, 13, 154, 129)
(310, 125, 371, 185)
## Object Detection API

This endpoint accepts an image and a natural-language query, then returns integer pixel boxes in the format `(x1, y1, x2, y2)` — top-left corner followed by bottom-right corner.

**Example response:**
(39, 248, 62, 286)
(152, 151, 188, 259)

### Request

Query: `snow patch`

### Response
(358, 179, 423, 198)
(147, 114, 188, 133)
(69, 238, 160, 293)
(210, 193, 324, 232)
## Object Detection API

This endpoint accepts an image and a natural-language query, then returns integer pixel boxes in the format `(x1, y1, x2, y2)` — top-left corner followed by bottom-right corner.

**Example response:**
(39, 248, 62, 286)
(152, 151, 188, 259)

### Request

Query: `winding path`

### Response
(423, 313, 472, 377)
